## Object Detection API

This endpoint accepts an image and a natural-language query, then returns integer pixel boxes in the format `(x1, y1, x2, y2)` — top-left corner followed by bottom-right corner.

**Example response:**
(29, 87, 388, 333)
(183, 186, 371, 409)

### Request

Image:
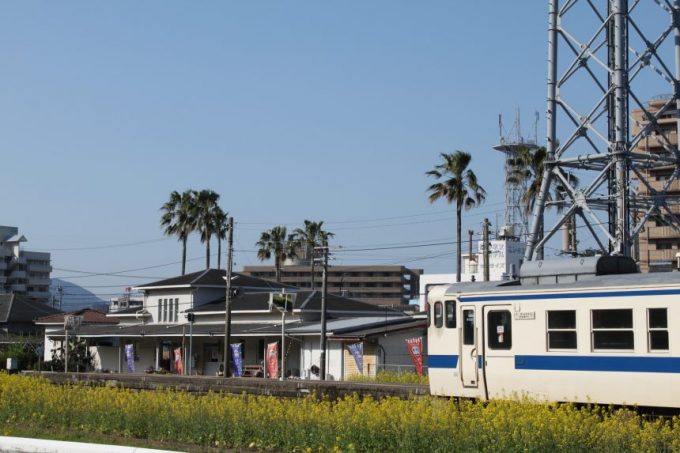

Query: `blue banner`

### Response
(347, 342, 363, 374)
(125, 344, 135, 373)
(230, 343, 243, 377)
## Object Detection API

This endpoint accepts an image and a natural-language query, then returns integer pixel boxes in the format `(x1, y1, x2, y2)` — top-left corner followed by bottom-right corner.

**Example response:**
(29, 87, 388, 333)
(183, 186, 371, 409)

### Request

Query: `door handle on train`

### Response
(470, 348, 476, 359)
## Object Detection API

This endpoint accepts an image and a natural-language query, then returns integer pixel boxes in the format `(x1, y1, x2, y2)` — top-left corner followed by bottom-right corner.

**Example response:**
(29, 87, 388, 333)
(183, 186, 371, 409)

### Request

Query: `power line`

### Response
(33, 237, 172, 252)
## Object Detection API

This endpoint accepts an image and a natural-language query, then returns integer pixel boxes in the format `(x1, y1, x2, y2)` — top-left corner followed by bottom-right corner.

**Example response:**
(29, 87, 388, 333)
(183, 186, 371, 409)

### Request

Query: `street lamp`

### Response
(270, 290, 293, 380)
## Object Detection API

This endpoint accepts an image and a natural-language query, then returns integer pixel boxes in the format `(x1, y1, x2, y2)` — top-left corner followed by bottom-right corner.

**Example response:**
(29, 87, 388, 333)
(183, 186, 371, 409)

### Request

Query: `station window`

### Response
(463, 309, 475, 345)
(175, 298, 179, 323)
(487, 310, 512, 350)
(648, 308, 669, 351)
(591, 309, 633, 350)
(445, 300, 456, 328)
(434, 302, 443, 328)
(157, 298, 162, 321)
(547, 310, 577, 350)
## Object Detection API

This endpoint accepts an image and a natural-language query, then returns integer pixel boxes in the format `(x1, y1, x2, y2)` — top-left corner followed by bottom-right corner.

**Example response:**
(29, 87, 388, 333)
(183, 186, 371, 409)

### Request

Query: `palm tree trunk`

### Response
(182, 237, 187, 276)
(310, 259, 316, 289)
(456, 204, 462, 283)
(206, 236, 211, 269)
(217, 237, 222, 269)
(275, 256, 281, 282)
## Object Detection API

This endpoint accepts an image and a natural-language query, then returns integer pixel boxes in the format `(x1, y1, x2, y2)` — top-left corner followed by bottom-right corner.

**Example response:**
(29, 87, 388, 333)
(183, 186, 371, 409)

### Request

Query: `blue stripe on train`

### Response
(515, 355, 680, 373)
(428, 354, 458, 368)
(459, 288, 680, 303)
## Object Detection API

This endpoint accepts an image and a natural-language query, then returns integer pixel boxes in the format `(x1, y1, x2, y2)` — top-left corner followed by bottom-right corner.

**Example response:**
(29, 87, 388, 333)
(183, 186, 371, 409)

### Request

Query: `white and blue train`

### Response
(427, 256, 680, 408)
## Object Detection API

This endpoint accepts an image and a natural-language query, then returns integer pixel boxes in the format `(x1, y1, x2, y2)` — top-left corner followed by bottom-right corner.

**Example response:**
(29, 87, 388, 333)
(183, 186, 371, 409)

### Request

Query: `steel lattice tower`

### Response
(525, 0, 680, 261)
(493, 110, 539, 240)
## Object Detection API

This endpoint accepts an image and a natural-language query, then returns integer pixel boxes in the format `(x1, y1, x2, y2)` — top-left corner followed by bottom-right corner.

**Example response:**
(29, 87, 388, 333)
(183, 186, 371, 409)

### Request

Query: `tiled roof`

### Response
(189, 290, 406, 317)
(35, 308, 117, 325)
(134, 269, 296, 291)
(0, 294, 62, 323)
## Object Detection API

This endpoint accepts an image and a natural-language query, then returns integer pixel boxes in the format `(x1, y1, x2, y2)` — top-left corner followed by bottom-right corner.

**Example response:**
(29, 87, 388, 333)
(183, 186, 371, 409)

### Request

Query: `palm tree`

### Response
(427, 151, 486, 282)
(292, 220, 335, 289)
(508, 146, 579, 256)
(160, 190, 196, 275)
(256, 226, 297, 282)
(214, 207, 229, 269)
(193, 189, 221, 269)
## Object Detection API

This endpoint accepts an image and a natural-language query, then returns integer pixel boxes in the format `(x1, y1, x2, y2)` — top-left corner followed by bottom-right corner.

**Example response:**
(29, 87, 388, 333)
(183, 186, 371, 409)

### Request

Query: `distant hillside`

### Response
(49, 279, 109, 312)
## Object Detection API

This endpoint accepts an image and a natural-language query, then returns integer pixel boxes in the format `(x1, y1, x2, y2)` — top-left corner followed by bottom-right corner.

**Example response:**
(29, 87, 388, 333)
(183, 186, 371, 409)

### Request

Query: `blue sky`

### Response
(1, 2, 666, 300)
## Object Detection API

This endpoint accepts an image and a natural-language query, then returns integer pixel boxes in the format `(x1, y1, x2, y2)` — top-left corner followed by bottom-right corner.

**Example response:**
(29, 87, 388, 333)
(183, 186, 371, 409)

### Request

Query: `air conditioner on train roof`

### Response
(519, 256, 638, 286)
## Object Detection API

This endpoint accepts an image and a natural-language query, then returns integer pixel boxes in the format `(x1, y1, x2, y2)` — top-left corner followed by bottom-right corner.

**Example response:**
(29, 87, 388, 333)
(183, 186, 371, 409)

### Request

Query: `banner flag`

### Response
(347, 342, 364, 374)
(230, 343, 244, 377)
(266, 342, 279, 379)
(125, 344, 135, 373)
(174, 347, 183, 375)
(406, 337, 424, 376)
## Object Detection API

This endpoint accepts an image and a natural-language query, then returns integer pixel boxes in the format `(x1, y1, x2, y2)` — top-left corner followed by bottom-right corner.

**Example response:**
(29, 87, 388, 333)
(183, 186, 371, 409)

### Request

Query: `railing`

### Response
(646, 226, 680, 239)
(646, 249, 679, 262)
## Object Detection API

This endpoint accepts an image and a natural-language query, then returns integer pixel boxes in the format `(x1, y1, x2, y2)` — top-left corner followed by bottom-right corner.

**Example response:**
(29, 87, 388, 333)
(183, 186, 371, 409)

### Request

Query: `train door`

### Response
(460, 305, 478, 387)
(482, 305, 514, 398)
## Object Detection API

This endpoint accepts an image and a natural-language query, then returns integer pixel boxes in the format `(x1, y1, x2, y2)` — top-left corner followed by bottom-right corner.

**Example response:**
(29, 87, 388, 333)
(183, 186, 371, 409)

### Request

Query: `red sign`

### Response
(174, 347, 183, 375)
(266, 342, 279, 379)
(406, 337, 424, 376)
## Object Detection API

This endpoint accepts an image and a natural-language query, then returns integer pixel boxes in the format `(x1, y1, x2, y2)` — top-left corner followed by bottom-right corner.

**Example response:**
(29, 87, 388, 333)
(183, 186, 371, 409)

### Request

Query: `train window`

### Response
(445, 300, 456, 328)
(648, 308, 669, 351)
(463, 309, 474, 345)
(425, 302, 431, 328)
(547, 310, 576, 350)
(591, 309, 634, 350)
(434, 302, 443, 328)
(487, 310, 512, 350)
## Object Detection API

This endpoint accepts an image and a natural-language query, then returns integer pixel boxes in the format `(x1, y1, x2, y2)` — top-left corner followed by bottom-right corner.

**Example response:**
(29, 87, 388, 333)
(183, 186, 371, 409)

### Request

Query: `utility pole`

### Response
(64, 321, 69, 373)
(468, 230, 475, 274)
(318, 246, 329, 380)
(483, 219, 491, 282)
(280, 289, 286, 381)
(223, 217, 234, 378)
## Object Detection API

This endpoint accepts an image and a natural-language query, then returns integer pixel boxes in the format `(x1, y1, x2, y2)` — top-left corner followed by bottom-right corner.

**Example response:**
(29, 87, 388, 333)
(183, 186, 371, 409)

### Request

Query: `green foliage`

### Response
(0, 343, 40, 371)
(49, 337, 93, 372)
(2, 374, 679, 452)
(346, 370, 428, 385)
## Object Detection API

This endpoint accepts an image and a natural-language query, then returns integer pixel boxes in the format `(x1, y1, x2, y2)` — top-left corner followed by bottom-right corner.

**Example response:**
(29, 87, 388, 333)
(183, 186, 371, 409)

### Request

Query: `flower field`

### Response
(346, 370, 428, 385)
(1, 373, 679, 452)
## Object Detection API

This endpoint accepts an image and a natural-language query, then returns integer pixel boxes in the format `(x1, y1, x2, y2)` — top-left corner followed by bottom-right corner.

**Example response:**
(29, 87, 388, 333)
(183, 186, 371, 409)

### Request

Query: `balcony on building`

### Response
(27, 263, 52, 273)
(10, 270, 26, 279)
(11, 256, 27, 265)
(27, 277, 51, 286)
(27, 290, 51, 299)
(646, 225, 680, 240)
(10, 284, 27, 292)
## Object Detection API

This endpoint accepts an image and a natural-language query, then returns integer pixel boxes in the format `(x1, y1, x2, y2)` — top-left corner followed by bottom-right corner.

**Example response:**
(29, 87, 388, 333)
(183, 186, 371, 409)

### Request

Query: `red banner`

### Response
(174, 347, 183, 375)
(266, 342, 279, 379)
(406, 337, 424, 376)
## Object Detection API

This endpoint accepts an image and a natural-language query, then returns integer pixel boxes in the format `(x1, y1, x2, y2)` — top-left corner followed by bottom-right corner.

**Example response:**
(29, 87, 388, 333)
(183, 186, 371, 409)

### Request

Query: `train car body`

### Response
(427, 267, 680, 408)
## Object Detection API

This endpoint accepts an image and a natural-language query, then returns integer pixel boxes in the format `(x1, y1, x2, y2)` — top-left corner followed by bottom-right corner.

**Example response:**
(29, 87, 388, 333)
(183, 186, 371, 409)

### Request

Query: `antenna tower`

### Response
(494, 109, 539, 240)
(525, 0, 680, 261)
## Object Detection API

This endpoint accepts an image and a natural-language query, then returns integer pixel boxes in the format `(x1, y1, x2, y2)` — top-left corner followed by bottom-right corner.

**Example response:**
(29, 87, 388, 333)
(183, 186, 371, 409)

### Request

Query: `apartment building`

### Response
(632, 96, 680, 272)
(0, 226, 52, 303)
(240, 265, 422, 307)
